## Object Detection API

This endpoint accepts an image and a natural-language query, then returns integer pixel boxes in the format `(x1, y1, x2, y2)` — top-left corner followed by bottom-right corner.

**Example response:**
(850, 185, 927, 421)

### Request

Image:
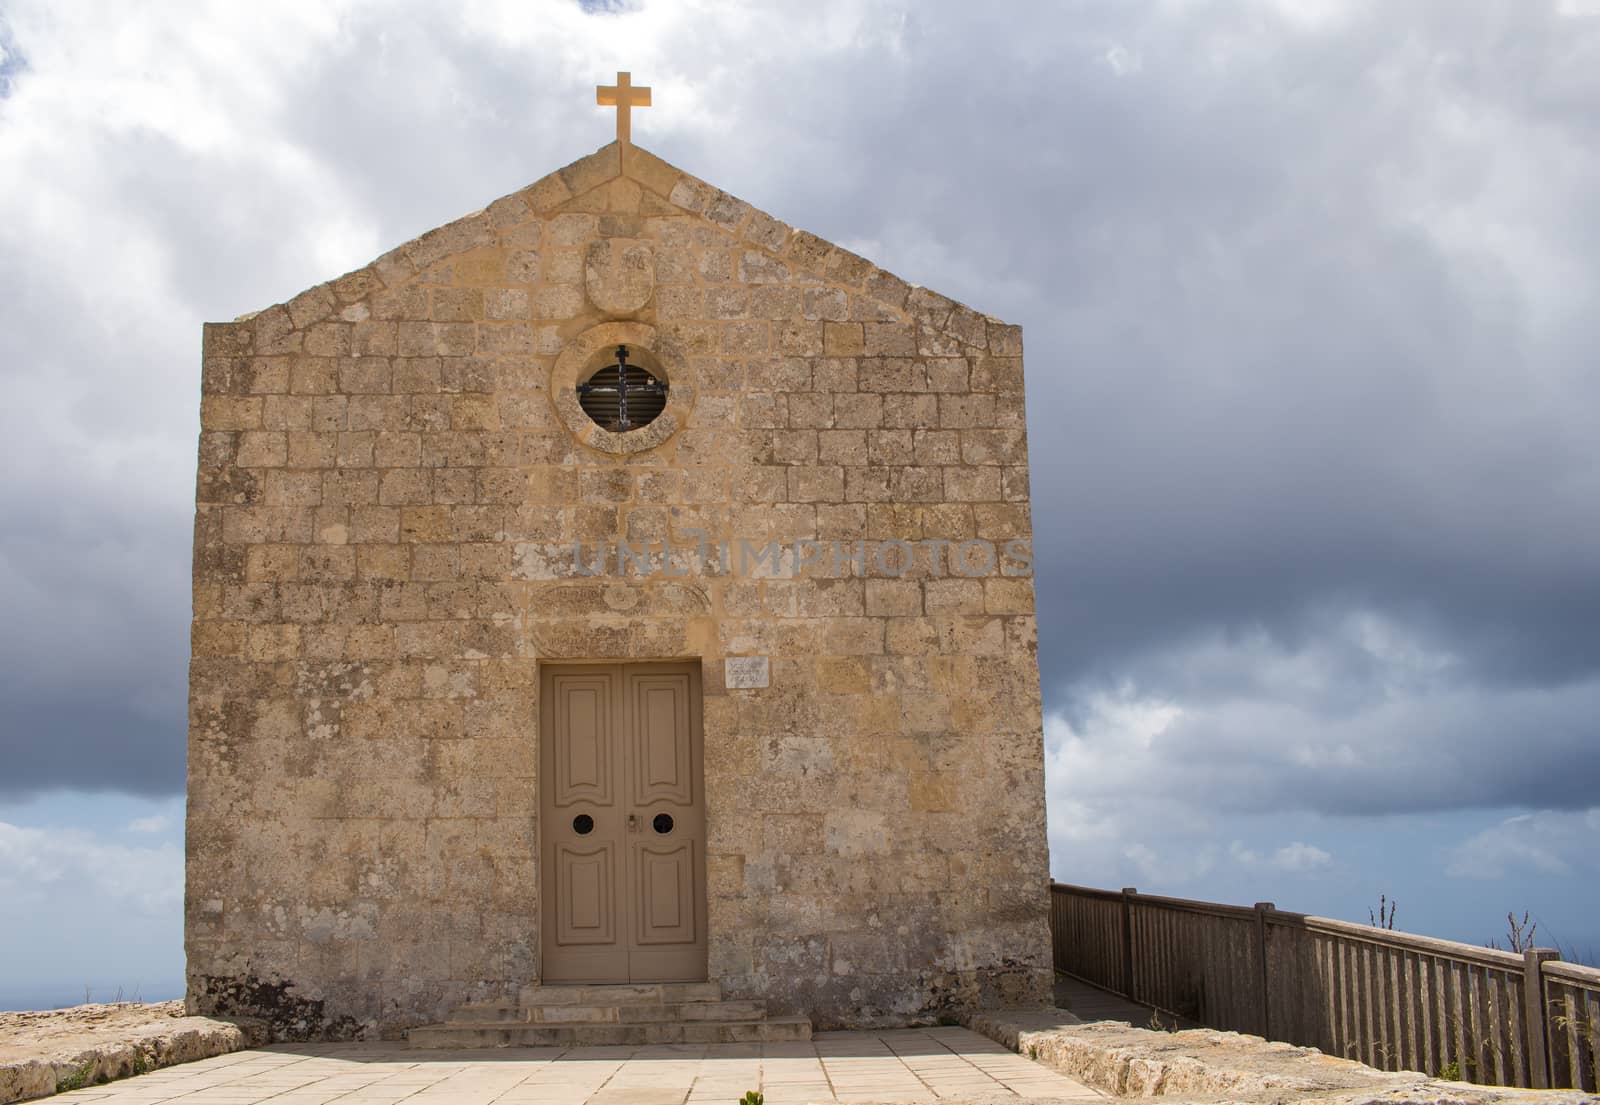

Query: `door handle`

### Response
(628, 813, 639, 833)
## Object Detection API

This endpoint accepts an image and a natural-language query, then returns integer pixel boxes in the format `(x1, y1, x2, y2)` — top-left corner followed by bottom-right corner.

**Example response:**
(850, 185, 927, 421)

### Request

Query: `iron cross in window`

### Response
(576, 345, 667, 432)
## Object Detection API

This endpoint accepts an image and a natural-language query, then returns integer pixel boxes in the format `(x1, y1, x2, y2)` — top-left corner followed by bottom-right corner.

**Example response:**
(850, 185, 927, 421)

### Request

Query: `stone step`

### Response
(407, 1016, 812, 1049)
(446, 1000, 766, 1025)
(445, 1003, 525, 1024)
(516, 981, 722, 1006)
(539, 1000, 768, 1024)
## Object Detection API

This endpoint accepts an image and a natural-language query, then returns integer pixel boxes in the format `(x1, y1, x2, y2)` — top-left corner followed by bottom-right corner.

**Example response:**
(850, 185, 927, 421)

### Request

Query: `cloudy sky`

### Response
(2, 0, 1597, 1009)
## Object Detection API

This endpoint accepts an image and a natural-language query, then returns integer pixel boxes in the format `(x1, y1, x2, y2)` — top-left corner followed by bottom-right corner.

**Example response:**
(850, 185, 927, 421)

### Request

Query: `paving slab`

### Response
(46, 1029, 1104, 1105)
(1050, 976, 1193, 1030)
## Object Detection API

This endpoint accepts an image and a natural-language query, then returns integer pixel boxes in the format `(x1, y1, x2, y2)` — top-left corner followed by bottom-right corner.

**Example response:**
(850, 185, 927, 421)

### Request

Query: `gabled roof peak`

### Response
(225, 141, 1018, 353)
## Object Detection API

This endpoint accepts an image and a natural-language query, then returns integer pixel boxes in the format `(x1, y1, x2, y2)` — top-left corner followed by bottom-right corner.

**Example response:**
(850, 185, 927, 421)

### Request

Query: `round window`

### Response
(576, 345, 668, 433)
(551, 322, 695, 455)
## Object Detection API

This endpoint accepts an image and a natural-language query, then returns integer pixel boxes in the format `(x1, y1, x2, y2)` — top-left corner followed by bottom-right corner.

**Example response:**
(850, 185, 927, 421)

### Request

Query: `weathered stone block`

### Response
(583, 238, 654, 316)
(823, 322, 864, 356)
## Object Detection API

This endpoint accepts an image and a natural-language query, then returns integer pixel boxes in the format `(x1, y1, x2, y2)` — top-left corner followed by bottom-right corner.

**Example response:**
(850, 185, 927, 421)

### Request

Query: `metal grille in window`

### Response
(576, 345, 668, 432)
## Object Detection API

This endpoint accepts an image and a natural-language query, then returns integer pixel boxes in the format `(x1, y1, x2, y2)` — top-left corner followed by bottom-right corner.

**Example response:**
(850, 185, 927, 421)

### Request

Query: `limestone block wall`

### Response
(187, 141, 1052, 1039)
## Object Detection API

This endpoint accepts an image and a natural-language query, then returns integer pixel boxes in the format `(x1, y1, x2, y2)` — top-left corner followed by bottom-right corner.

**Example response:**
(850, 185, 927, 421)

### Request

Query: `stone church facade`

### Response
(187, 139, 1051, 1040)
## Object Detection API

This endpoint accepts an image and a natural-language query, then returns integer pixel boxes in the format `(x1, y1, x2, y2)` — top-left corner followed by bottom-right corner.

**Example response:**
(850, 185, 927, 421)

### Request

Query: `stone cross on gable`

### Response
(597, 71, 651, 144)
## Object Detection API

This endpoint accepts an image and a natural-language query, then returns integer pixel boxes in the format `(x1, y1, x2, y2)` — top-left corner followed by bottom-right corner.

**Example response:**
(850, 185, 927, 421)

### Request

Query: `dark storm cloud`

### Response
(0, 407, 192, 796)
(2, 0, 1597, 814)
(0, 252, 193, 796)
(1062, 665, 1600, 815)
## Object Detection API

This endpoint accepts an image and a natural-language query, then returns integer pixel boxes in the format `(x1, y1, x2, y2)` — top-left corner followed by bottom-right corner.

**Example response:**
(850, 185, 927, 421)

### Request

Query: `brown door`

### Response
(539, 662, 706, 983)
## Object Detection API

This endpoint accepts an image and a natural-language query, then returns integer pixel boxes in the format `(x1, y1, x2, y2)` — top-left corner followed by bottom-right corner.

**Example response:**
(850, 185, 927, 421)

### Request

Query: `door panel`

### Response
(551, 674, 614, 806)
(635, 842, 696, 942)
(623, 665, 705, 979)
(630, 673, 693, 805)
(540, 662, 705, 984)
(556, 841, 617, 943)
(541, 666, 627, 982)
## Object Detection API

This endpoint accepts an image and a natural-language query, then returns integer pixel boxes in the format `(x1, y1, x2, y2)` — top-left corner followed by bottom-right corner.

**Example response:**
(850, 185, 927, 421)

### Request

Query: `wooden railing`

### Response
(1049, 882, 1600, 1091)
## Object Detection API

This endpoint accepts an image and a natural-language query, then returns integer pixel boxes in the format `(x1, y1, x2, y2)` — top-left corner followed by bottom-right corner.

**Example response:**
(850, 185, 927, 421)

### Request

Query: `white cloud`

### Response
(1268, 0, 1358, 31)
(126, 816, 169, 834)
(1045, 695, 1219, 890)
(1269, 842, 1333, 872)
(1231, 838, 1331, 873)
(1104, 45, 1144, 76)
(0, 822, 182, 917)
(1123, 840, 1218, 885)
(0, 796, 186, 999)
(1446, 809, 1600, 880)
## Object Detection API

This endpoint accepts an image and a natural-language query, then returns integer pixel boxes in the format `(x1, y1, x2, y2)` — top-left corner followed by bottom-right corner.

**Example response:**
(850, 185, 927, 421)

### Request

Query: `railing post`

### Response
(1121, 887, 1137, 999)
(1048, 880, 1062, 973)
(1522, 947, 1559, 1088)
(1254, 902, 1275, 1040)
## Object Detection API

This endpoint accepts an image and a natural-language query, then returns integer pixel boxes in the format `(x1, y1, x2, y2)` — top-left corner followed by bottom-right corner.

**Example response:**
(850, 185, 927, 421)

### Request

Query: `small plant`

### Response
(130, 1050, 151, 1077)
(1147, 1009, 1169, 1032)
(1549, 997, 1600, 1060)
(1486, 911, 1537, 953)
(737, 1092, 763, 1105)
(56, 1060, 97, 1093)
(1028, 1045, 1039, 1060)
(1369, 894, 1397, 930)
(1430, 1007, 1496, 1083)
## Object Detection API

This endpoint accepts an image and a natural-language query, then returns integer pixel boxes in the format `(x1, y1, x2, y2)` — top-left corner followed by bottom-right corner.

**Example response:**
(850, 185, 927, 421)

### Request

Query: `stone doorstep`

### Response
(517, 982, 723, 1006)
(413, 980, 807, 1049)
(540, 1000, 769, 1024)
(445, 1000, 767, 1025)
(405, 1016, 812, 1049)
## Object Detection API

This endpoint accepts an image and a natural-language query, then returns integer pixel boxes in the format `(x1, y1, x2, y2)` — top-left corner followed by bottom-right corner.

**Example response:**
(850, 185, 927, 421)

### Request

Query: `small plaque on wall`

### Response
(725, 656, 770, 690)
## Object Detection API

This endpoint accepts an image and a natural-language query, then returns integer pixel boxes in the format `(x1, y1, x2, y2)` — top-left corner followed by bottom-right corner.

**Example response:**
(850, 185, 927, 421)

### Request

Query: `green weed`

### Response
(56, 1060, 97, 1093)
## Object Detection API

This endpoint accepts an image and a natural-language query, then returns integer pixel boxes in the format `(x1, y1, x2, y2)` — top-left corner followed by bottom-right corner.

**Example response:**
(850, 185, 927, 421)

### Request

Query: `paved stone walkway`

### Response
(51, 1028, 1105, 1104)
(1051, 975, 1192, 1029)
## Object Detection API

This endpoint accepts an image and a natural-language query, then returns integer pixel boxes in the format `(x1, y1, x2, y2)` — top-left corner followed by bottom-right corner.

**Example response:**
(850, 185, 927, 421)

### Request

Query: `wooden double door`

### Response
(538, 662, 707, 983)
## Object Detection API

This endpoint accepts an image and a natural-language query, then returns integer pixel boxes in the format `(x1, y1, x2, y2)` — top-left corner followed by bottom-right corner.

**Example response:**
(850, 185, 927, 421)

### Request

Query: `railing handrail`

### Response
(1049, 881, 1259, 922)
(1048, 882, 1123, 902)
(1051, 880, 1532, 971)
(1288, 913, 1528, 970)
(1544, 958, 1600, 985)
